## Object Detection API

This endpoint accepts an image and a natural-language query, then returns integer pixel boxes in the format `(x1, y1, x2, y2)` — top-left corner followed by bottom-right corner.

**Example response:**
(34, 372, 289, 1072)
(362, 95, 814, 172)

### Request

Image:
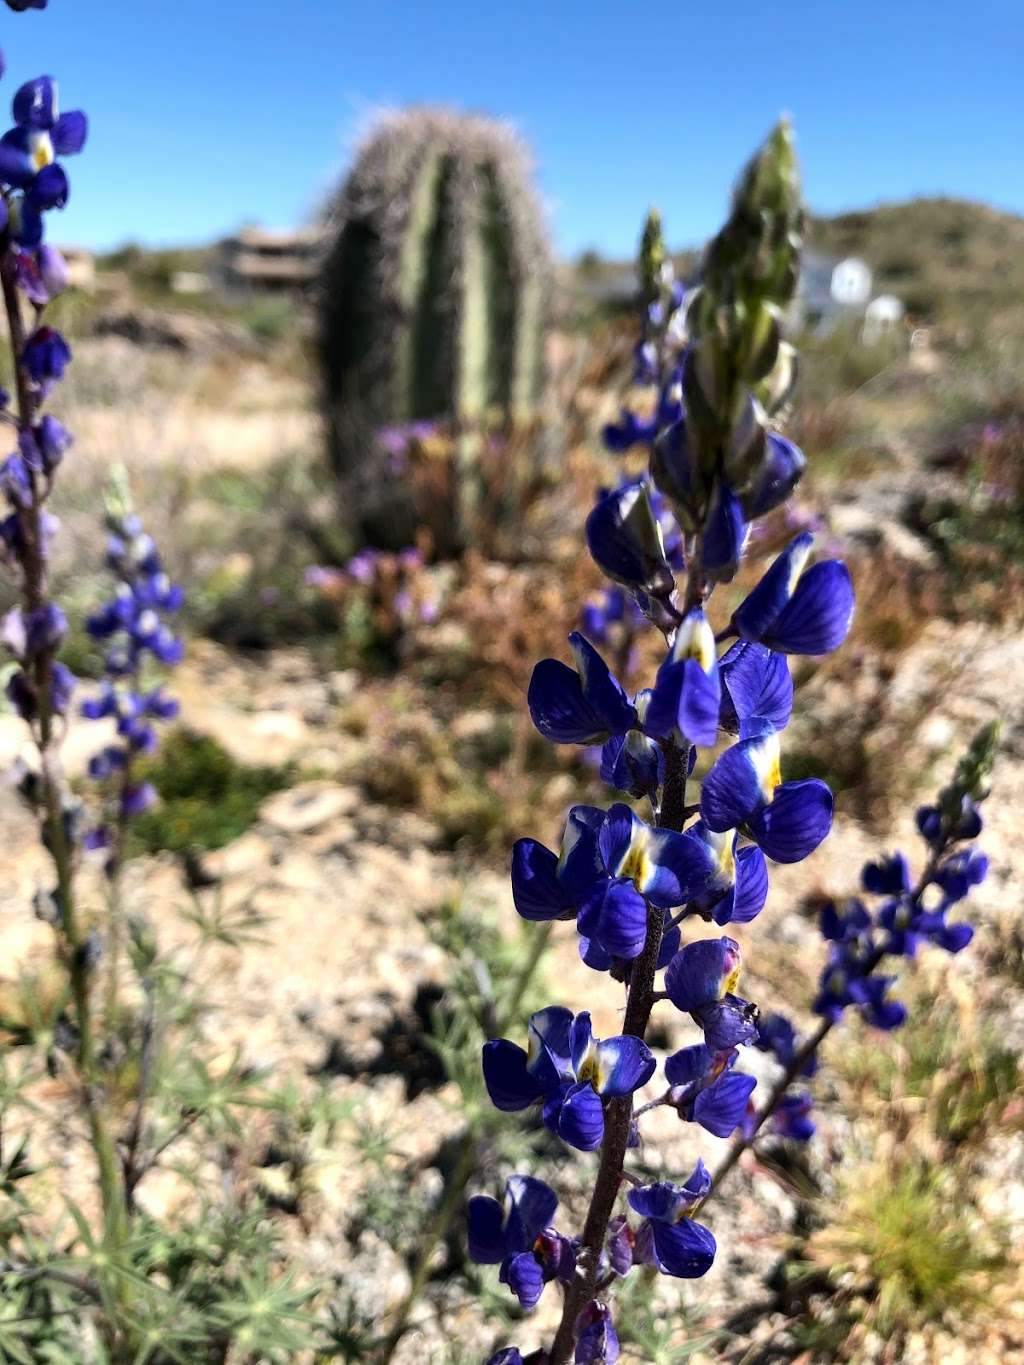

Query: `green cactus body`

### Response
(319, 108, 551, 549)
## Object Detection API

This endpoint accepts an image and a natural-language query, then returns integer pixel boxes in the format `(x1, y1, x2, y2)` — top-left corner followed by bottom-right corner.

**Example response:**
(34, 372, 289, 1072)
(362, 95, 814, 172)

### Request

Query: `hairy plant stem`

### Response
(377, 922, 553, 1364)
(547, 739, 688, 1365)
(1, 253, 127, 1251)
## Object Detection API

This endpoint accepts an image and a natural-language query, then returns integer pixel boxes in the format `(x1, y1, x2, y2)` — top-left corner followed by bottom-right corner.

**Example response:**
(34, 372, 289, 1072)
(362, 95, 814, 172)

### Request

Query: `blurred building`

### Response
(793, 250, 904, 339)
(171, 269, 211, 295)
(220, 225, 328, 294)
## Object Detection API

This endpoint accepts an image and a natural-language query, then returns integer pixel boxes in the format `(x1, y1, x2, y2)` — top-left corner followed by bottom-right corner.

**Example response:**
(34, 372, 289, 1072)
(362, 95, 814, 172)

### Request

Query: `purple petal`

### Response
(747, 779, 833, 863)
(481, 1039, 543, 1112)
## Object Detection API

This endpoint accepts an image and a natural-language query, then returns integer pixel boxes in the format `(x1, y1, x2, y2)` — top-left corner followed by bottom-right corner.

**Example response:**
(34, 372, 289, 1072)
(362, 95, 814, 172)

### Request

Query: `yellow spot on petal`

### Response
(752, 732, 783, 803)
(30, 132, 54, 171)
(617, 825, 652, 889)
(672, 612, 716, 672)
(707, 829, 736, 884)
(577, 1055, 600, 1087)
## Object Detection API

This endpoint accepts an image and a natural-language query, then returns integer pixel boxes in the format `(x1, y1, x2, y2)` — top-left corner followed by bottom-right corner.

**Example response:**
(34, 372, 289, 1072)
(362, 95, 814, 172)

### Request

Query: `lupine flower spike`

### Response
(704, 721, 998, 1191)
(469, 123, 867, 1364)
(81, 469, 183, 873)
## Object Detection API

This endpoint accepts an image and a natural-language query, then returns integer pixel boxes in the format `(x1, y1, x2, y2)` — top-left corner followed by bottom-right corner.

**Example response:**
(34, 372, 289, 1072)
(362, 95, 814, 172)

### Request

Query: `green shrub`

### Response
(129, 729, 292, 855)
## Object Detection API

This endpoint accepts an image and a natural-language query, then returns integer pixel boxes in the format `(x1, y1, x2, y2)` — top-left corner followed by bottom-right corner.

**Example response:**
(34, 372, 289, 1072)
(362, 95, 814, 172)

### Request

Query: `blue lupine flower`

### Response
(511, 804, 606, 923)
(664, 936, 759, 1048)
(598, 711, 661, 797)
(731, 532, 854, 656)
(916, 797, 982, 846)
(741, 433, 806, 519)
(575, 804, 716, 960)
(664, 1042, 757, 1137)
(6, 659, 74, 720)
(121, 782, 157, 818)
(585, 481, 675, 599)
(0, 77, 87, 246)
(649, 417, 695, 512)
(14, 241, 68, 305)
(512, 803, 717, 965)
(486, 1352, 525, 1365)
(700, 729, 833, 864)
(1, 445, 33, 507)
(627, 1161, 717, 1278)
(819, 896, 872, 946)
(599, 709, 664, 799)
(604, 1215, 635, 1278)
(22, 325, 71, 388)
(645, 608, 720, 748)
(858, 975, 907, 1031)
(528, 632, 636, 744)
(482, 1007, 655, 1151)
(580, 586, 632, 645)
(772, 1091, 815, 1141)
(574, 1299, 620, 1363)
(933, 849, 988, 903)
(28, 412, 72, 473)
(3, 602, 66, 657)
(468, 1174, 573, 1310)
(877, 897, 974, 959)
(596, 802, 715, 912)
(755, 1013, 818, 1077)
(813, 948, 869, 1023)
(861, 852, 912, 896)
(701, 482, 748, 583)
(602, 408, 657, 453)
(82, 507, 183, 858)
(718, 641, 793, 739)
(674, 821, 769, 925)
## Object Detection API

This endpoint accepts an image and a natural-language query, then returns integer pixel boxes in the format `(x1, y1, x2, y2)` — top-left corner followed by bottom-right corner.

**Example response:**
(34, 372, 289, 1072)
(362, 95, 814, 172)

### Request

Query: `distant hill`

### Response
(808, 197, 1024, 334)
(569, 197, 1024, 336)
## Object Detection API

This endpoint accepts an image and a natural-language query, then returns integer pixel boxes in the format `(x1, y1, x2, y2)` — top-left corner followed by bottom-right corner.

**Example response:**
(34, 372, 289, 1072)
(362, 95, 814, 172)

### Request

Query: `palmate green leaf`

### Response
(126, 1292, 210, 1365)
(179, 884, 270, 951)
(605, 1273, 722, 1365)
(205, 1265, 319, 1358)
(0, 1053, 47, 1120)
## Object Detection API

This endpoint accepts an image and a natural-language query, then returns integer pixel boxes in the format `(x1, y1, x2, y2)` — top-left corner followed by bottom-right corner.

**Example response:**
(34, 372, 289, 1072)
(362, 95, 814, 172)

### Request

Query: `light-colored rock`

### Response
(260, 780, 360, 834)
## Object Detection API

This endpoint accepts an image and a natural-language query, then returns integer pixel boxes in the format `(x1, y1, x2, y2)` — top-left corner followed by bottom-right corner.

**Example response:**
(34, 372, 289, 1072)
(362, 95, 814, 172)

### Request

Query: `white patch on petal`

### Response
(786, 539, 813, 595)
(672, 609, 716, 673)
(749, 732, 782, 803)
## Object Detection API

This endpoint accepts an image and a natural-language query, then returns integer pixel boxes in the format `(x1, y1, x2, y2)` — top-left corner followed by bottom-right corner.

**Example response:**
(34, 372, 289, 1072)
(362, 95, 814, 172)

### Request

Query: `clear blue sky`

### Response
(6, 0, 1022, 256)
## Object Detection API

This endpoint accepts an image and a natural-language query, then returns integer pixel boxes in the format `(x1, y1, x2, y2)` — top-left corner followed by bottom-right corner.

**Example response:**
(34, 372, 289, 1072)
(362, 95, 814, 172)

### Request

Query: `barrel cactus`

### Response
(318, 107, 552, 551)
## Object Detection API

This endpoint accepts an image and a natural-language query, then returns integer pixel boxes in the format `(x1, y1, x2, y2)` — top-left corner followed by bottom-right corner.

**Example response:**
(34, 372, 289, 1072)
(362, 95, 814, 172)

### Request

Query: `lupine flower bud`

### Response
(37, 243, 68, 296)
(638, 207, 666, 309)
(573, 1301, 619, 1364)
(22, 326, 72, 387)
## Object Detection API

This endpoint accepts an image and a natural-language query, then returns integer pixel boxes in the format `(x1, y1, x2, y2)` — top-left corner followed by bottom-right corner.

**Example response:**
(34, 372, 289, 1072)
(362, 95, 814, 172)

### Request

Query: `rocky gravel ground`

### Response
(0, 605, 1020, 1362)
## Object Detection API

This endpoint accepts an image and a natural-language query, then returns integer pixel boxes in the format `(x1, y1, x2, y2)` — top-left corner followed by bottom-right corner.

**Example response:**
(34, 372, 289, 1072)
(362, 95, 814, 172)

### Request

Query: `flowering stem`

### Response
(0, 253, 127, 1250)
(547, 740, 687, 1365)
(706, 1015, 833, 1196)
(706, 840, 954, 1201)
(104, 764, 133, 1026)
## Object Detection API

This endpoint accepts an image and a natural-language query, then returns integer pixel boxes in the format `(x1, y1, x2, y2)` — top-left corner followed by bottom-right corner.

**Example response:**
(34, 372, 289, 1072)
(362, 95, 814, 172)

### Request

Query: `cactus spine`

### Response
(319, 108, 551, 546)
